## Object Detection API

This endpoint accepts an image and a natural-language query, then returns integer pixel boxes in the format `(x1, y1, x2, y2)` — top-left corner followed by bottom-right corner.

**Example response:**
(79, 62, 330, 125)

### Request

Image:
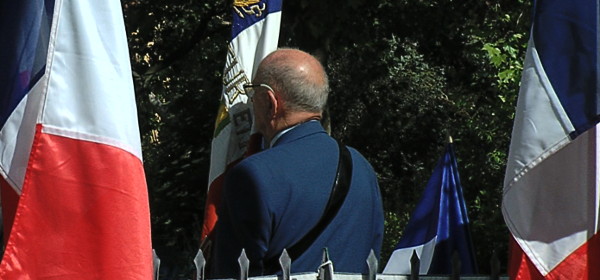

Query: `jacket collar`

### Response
(271, 120, 325, 147)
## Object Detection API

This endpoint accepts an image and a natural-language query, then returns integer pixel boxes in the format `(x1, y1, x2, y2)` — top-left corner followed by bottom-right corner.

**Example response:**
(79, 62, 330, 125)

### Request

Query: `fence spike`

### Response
(238, 249, 249, 280)
(279, 249, 291, 280)
(318, 248, 334, 280)
(410, 250, 419, 280)
(490, 250, 500, 280)
(366, 249, 378, 280)
(152, 249, 161, 280)
(451, 250, 461, 280)
(194, 249, 206, 280)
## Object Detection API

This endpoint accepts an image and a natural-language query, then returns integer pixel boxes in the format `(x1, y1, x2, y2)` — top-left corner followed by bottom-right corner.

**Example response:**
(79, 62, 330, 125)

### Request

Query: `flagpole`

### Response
(447, 136, 478, 274)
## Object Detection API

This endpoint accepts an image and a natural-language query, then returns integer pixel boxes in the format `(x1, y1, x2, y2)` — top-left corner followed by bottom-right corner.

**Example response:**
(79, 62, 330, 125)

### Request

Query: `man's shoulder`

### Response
(345, 145, 373, 165)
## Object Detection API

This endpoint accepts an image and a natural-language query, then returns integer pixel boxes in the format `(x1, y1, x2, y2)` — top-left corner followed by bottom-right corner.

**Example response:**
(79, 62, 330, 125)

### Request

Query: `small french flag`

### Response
(384, 143, 477, 275)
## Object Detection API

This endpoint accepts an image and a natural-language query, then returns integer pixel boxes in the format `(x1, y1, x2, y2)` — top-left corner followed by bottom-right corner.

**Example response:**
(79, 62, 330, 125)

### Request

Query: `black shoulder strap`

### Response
(263, 140, 353, 274)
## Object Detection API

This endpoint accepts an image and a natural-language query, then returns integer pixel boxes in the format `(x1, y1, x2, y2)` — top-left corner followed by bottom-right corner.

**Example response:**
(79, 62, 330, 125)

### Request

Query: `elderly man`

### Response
(209, 49, 384, 277)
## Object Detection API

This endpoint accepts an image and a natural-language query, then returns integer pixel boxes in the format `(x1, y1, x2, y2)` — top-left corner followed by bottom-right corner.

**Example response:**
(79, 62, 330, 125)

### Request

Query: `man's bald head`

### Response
(254, 48, 329, 114)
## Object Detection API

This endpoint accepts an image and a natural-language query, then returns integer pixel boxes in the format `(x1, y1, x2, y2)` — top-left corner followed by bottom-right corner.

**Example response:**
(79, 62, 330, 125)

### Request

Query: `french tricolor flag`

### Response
(0, 0, 153, 278)
(502, 0, 600, 279)
(383, 142, 477, 275)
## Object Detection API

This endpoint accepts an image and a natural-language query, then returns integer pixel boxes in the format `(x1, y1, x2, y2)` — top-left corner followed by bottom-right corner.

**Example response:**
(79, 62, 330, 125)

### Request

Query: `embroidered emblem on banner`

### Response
(222, 45, 249, 105)
(220, 45, 252, 149)
(233, 0, 267, 19)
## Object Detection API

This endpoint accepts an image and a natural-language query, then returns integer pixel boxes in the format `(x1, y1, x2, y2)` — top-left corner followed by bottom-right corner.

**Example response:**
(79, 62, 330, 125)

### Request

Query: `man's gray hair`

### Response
(258, 53, 329, 113)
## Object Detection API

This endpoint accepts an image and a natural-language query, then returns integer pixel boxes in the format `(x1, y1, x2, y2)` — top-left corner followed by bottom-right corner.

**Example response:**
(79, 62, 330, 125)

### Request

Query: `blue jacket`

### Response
(210, 121, 384, 277)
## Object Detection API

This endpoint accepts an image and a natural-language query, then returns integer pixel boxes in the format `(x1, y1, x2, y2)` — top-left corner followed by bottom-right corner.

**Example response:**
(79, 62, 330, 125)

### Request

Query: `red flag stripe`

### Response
(0, 125, 152, 279)
(510, 233, 600, 280)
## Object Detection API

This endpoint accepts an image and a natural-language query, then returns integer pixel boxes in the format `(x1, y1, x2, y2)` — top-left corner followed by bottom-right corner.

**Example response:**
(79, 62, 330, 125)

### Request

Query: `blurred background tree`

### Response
(123, 0, 530, 278)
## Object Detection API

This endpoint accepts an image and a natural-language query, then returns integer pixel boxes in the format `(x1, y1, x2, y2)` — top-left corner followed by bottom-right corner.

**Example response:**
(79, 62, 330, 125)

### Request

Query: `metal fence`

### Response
(152, 249, 508, 280)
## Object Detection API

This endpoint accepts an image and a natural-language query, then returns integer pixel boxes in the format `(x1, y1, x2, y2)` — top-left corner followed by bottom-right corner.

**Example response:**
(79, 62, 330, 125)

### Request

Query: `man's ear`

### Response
(267, 90, 278, 116)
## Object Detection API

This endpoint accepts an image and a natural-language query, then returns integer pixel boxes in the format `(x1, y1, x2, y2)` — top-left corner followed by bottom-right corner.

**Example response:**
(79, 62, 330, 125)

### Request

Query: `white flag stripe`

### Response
(209, 124, 233, 184)
(44, 0, 142, 160)
(504, 124, 600, 275)
(383, 237, 436, 274)
(503, 42, 572, 191)
(232, 12, 282, 82)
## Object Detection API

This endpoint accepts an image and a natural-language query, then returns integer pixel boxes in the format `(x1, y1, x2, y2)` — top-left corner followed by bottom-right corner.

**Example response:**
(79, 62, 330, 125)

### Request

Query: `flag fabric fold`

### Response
(0, 0, 153, 278)
(384, 143, 476, 275)
(201, 0, 282, 241)
(502, 0, 600, 279)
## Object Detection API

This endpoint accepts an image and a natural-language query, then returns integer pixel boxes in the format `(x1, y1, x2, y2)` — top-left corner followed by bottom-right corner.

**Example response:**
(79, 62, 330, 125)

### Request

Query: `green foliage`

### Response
(383, 211, 408, 267)
(124, 0, 229, 277)
(327, 36, 452, 218)
(325, 38, 455, 268)
(482, 33, 526, 91)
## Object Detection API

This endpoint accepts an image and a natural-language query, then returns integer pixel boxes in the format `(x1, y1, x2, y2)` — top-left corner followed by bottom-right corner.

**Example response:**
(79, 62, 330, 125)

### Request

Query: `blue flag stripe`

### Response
(533, 0, 599, 137)
(231, 0, 282, 39)
(0, 0, 55, 129)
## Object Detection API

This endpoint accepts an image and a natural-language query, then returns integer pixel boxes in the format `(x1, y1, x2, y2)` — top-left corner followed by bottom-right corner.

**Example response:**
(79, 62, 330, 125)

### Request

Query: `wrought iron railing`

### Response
(152, 249, 508, 280)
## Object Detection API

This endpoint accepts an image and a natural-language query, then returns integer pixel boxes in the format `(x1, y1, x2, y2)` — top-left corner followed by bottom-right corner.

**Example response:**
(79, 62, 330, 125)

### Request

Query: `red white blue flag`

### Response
(383, 142, 476, 275)
(0, 0, 153, 278)
(503, 0, 600, 279)
(202, 0, 282, 241)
